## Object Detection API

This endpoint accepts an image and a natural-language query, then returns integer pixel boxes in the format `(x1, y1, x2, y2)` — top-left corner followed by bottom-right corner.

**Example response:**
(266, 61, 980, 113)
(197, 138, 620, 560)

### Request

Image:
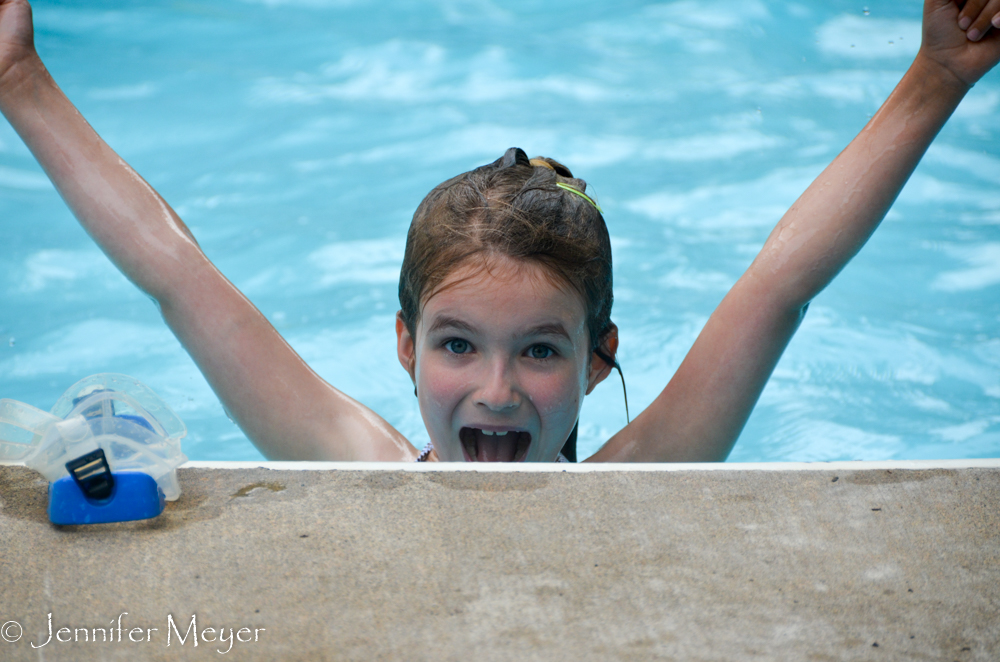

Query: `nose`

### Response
(475, 359, 521, 413)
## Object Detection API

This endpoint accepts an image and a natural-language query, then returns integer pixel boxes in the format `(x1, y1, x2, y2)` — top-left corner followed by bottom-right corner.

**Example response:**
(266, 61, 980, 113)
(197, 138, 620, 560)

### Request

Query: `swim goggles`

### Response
(0, 374, 187, 525)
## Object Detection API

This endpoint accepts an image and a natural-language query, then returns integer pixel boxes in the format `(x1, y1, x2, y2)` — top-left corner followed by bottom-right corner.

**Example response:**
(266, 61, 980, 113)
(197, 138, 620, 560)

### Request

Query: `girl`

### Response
(0, 0, 997, 462)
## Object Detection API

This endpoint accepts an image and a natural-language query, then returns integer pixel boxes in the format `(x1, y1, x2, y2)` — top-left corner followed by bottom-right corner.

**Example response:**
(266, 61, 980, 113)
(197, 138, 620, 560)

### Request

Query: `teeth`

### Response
(461, 427, 531, 462)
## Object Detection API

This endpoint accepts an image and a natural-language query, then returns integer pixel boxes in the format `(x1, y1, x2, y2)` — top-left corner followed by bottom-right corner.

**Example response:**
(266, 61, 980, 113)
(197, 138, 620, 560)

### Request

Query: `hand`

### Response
(0, 0, 35, 86)
(919, 0, 1000, 86)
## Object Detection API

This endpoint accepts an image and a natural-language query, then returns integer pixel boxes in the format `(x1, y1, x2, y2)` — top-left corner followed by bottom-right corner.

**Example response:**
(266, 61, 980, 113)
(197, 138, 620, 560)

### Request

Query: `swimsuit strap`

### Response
(416, 442, 434, 462)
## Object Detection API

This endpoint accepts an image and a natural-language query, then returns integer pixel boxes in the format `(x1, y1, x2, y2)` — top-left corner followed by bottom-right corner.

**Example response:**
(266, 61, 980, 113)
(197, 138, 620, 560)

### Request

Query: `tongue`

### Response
(475, 430, 518, 462)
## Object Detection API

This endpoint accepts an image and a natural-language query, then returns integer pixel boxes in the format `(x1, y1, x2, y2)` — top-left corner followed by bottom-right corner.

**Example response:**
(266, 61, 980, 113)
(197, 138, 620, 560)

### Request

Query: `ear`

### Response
(396, 311, 416, 385)
(586, 322, 619, 396)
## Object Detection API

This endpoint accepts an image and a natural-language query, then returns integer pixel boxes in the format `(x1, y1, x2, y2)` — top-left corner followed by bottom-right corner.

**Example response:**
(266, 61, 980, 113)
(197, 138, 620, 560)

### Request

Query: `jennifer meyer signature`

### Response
(2, 613, 265, 654)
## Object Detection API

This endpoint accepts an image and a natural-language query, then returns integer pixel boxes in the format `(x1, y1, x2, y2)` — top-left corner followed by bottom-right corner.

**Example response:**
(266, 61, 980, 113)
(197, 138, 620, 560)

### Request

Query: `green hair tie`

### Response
(556, 182, 603, 214)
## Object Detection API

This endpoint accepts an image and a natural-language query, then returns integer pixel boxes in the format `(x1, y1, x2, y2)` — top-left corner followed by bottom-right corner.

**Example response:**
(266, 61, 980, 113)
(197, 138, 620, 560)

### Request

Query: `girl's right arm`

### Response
(0, 0, 416, 461)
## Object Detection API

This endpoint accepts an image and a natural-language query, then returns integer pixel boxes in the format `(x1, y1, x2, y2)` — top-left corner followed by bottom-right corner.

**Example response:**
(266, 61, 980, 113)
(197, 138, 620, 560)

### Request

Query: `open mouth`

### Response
(460, 427, 532, 462)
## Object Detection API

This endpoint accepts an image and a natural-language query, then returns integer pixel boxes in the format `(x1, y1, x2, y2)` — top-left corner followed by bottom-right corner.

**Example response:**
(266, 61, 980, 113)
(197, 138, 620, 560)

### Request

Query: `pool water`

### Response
(1, 0, 997, 462)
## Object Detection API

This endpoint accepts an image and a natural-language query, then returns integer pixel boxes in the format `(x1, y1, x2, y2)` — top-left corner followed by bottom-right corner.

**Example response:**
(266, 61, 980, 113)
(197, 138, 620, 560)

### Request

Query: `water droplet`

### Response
(863, 7, 870, 16)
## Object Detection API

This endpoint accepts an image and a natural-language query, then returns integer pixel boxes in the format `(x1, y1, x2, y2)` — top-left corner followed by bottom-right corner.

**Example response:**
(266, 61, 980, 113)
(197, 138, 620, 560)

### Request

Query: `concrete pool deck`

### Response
(0, 460, 997, 661)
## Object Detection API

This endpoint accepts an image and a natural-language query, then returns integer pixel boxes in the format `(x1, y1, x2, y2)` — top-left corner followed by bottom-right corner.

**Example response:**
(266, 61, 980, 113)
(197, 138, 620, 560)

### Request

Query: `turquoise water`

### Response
(1, 0, 997, 462)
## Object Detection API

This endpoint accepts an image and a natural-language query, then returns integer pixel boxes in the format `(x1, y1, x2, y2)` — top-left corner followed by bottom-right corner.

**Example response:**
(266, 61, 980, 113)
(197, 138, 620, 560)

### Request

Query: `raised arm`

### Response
(0, 0, 415, 461)
(591, 0, 1000, 463)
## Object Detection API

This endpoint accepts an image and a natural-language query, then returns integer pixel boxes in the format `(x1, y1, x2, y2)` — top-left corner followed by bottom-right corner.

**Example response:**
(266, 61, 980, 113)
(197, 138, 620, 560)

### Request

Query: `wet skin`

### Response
(396, 256, 615, 462)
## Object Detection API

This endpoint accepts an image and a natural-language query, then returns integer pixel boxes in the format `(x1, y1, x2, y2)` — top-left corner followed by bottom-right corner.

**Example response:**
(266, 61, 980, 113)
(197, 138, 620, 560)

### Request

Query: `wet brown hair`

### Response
(398, 147, 613, 353)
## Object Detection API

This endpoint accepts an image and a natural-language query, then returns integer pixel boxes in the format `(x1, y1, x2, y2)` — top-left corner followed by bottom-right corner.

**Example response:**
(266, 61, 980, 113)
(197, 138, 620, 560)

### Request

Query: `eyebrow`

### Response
(427, 315, 573, 342)
(427, 315, 477, 336)
(524, 323, 572, 342)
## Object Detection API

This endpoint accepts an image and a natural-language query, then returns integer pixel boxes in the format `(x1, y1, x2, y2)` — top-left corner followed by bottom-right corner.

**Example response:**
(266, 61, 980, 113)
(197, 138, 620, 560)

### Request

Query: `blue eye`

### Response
(445, 339, 471, 354)
(528, 344, 554, 359)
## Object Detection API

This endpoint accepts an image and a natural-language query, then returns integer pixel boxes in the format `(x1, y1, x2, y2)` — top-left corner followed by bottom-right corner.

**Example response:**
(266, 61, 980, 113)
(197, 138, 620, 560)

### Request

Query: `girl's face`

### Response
(396, 256, 614, 462)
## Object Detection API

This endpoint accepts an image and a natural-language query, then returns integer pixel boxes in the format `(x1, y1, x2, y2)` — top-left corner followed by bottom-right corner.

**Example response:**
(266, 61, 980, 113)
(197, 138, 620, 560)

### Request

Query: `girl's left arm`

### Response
(590, 0, 1000, 463)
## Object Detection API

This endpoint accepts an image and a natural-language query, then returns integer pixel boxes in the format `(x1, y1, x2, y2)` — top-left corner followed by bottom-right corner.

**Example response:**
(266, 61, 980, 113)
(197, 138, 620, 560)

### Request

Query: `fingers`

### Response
(958, 0, 1000, 41)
